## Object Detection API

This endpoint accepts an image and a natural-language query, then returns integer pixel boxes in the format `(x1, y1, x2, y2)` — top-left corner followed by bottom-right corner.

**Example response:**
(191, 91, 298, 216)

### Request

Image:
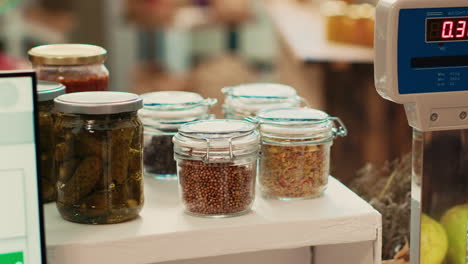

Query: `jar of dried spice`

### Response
(139, 91, 217, 180)
(222, 83, 303, 119)
(173, 119, 260, 217)
(251, 107, 347, 200)
(37, 81, 66, 203)
(54, 91, 143, 224)
(29, 44, 109, 93)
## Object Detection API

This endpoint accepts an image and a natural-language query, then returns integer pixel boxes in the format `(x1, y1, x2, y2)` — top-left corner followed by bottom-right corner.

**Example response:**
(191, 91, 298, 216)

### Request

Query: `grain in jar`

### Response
(54, 91, 143, 224)
(252, 107, 347, 200)
(173, 119, 260, 217)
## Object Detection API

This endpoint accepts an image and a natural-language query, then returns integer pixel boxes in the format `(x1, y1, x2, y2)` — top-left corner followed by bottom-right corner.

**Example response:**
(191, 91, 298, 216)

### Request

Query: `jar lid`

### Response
(173, 119, 260, 161)
(37, 81, 65, 102)
(28, 44, 107, 66)
(139, 91, 217, 119)
(222, 83, 301, 114)
(254, 107, 345, 136)
(55, 91, 143, 115)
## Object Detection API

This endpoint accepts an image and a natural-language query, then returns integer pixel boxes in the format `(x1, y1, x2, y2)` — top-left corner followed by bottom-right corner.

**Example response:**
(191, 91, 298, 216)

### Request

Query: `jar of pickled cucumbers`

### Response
(173, 119, 260, 217)
(222, 83, 303, 119)
(251, 107, 347, 200)
(54, 91, 143, 224)
(37, 81, 65, 203)
(139, 91, 217, 180)
(29, 44, 109, 93)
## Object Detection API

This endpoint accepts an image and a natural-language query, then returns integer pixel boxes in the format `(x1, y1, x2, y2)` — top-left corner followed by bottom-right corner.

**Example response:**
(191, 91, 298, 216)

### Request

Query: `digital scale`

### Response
(375, 0, 468, 263)
(0, 71, 46, 264)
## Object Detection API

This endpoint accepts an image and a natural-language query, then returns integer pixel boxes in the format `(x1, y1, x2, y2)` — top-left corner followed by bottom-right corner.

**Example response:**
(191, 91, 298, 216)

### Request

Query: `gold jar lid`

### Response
(28, 44, 107, 66)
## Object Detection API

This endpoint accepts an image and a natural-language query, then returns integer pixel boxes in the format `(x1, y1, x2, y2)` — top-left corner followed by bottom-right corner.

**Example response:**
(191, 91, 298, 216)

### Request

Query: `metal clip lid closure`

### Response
(251, 107, 347, 141)
(173, 119, 260, 163)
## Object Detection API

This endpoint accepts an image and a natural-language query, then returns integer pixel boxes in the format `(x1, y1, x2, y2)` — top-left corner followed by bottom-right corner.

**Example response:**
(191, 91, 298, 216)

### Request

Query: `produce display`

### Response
(420, 214, 448, 264)
(179, 160, 256, 216)
(259, 142, 330, 199)
(441, 204, 468, 264)
(55, 112, 143, 224)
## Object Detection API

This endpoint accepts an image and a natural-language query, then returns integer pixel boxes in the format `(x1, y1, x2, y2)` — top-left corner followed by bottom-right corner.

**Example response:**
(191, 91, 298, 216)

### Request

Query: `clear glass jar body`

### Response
(34, 63, 109, 93)
(38, 100, 57, 203)
(140, 98, 214, 180)
(259, 136, 332, 200)
(54, 111, 143, 224)
(176, 155, 257, 218)
(143, 127, 179, 180)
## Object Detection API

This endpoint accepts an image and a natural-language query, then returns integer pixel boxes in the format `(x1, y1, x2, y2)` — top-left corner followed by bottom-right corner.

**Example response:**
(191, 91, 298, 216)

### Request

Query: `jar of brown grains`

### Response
(173, 119, 260, 217)
(139, 91, 217, 180)
(222, 83, 304, 119)
(251, 107, 347, 200)
(28, 44, 109, 93)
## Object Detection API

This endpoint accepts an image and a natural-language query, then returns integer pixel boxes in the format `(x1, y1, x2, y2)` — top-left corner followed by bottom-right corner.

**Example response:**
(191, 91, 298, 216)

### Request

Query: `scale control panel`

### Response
(375, 0, 468, 131)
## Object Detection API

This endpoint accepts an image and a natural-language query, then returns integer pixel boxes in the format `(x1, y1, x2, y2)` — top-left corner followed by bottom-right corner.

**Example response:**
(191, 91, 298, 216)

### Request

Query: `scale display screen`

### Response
(427, 17, 468, 42)
(398, 7, 468, 94)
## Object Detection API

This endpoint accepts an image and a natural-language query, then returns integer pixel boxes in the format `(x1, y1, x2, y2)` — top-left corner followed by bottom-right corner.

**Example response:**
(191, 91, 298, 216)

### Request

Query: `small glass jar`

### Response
(54, 91, 143, 224)
(251, 107, 347, 200)
(37, 81, 66, 203)
(29, 44, 109, 93)
(222, 83, 303, 119)
(139, 91, 217, 180)
(173, 119, 260, 217)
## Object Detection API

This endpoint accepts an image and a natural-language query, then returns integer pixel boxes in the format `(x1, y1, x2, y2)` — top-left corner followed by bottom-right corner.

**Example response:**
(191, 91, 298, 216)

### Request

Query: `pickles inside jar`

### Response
(37, 81, 66, 203)
(54, 91, 144, 224)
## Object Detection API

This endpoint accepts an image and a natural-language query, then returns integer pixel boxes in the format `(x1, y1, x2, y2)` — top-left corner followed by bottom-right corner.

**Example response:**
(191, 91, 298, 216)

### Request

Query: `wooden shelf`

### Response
(44, 177, 381, 264)
(264, 0, 374, 63)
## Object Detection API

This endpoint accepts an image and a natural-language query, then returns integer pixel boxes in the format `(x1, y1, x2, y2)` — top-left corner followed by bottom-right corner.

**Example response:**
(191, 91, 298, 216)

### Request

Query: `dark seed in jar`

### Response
(143, 135, 177, 175)
(179, 160, 255, 216)
(259, 143, 330, 198)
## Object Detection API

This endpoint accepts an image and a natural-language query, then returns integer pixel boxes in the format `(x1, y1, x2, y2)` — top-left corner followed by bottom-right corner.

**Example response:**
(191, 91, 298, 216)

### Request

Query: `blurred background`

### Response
(0, 0, 410, 186)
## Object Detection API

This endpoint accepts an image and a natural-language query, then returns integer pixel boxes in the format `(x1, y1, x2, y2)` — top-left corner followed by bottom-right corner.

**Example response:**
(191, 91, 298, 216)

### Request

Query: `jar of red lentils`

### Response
(173, 119, 260, 218)
(28, 44, 109, 93)
(251, 107, 347, 200)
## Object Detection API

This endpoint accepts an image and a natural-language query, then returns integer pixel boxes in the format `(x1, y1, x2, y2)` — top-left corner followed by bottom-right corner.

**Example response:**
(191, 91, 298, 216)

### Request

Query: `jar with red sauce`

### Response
(28, 44, 109, 93)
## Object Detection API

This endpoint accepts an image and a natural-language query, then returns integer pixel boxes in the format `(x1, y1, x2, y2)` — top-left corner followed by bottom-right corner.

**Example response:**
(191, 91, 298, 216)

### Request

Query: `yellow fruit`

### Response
(441, 204, 468, 264)
(420, 214, 448, 264)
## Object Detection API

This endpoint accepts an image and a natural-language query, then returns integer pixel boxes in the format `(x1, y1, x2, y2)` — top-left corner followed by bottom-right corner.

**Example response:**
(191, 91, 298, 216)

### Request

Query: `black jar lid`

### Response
(54, 91, 143, 115)
(37, 81, 65, 102)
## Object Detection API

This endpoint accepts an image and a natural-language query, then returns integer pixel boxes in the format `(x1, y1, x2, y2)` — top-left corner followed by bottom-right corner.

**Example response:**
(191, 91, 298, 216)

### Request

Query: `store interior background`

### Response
(0, 0, 412, 185)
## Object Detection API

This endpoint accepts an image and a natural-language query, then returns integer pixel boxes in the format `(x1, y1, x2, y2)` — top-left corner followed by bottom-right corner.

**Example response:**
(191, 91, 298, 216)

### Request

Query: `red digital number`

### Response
(456, 20, 467, 38)
(442, 21, 454, 39)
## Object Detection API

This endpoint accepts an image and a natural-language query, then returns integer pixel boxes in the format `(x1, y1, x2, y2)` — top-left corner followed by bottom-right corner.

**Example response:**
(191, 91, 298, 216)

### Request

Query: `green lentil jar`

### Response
(54, 91, 144, 224)
(37, 81, 65, 203)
